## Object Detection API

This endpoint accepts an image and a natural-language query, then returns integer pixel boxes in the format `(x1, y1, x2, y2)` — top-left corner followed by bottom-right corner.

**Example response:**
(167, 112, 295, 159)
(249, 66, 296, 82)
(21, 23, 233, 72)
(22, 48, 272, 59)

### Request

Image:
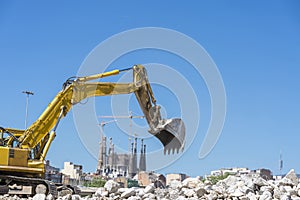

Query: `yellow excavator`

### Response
(0, 65, 185, 196)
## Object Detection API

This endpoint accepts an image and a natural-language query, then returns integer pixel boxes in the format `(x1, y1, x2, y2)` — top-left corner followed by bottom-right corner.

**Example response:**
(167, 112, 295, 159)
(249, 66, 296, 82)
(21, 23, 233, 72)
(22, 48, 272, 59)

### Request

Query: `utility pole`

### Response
(22, 91, 34, 129)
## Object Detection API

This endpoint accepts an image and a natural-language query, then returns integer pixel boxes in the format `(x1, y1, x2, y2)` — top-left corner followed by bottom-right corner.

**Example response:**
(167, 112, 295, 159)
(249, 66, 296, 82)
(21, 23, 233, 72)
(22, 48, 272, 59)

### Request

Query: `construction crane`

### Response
(98, 119, 118, 138)
(99, 111, 144, 153)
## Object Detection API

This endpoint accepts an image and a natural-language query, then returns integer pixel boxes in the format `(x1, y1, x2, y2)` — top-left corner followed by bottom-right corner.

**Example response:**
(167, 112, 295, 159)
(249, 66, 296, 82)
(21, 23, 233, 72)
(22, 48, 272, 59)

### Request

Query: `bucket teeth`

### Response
(163, 137, 184, 155)
(150, 118, 185, 154)
(164, 147, 181, 155)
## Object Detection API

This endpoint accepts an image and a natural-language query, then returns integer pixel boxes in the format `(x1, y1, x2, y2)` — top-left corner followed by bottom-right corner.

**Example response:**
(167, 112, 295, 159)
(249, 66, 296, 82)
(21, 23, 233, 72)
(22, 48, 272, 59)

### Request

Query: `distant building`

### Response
(128, 138, 138, 178)
(97, 137, 147, 178)
(138, 171, 166, 187)
(45, 160, 62, 183)
(61, 162, 84, 185)
(209, 167, 273, 180)
(252, 168, 272, 180)
(112, 153, 130, 177)
(210, 167, 250, 177)
(138, 139, 146, 172)
(166, 173, 187, 186)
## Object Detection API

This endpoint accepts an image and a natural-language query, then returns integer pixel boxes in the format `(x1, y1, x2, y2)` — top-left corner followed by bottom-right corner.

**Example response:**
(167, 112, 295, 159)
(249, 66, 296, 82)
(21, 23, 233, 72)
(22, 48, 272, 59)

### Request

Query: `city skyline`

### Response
(0, 1, 299, 177)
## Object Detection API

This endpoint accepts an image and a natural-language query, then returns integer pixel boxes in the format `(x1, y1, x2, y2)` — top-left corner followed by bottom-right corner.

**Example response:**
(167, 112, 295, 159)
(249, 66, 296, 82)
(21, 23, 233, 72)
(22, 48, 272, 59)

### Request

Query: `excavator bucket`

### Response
(133, 65, 185, 154)
(147, 106, 185, 154)
(153, 119, 185, 154)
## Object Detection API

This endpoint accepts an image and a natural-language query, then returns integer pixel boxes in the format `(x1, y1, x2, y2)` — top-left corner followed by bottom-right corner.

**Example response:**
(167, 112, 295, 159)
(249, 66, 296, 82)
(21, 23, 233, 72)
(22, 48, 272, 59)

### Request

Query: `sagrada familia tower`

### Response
(97, 136, 146, 178)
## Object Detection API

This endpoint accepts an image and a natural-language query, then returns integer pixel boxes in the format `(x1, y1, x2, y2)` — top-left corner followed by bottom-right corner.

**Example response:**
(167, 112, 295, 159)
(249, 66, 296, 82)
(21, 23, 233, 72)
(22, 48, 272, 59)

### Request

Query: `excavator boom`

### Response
(13, 65, 185, 153)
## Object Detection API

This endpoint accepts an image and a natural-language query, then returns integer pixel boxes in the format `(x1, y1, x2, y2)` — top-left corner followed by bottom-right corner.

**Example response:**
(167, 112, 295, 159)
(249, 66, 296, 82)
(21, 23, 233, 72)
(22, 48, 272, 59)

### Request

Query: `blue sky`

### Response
(0, 1, 299, 177)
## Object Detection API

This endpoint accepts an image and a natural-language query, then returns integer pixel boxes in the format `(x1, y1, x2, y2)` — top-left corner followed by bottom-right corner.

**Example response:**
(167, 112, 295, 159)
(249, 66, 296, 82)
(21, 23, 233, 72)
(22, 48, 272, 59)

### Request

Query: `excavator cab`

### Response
(132, 65, 185, 154)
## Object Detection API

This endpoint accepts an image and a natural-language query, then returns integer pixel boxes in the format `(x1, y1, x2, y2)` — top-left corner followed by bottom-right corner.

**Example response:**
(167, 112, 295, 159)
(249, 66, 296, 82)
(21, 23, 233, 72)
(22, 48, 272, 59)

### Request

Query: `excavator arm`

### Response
(14, 65, 184, 158)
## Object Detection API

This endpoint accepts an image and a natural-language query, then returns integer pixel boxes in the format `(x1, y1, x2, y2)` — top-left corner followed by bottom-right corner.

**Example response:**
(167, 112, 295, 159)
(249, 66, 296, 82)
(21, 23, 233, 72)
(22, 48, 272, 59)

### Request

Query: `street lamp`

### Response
(22, 91, 34, 129)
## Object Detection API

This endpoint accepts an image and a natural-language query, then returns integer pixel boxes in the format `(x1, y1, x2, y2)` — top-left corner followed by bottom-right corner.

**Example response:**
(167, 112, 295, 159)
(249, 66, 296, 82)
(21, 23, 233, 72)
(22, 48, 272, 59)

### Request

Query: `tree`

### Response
(83, 177, 106, 187)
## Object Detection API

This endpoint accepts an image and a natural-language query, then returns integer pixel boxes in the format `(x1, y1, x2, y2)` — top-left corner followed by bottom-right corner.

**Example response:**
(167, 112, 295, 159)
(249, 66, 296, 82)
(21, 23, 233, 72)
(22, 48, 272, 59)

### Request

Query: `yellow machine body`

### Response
(0, 146, 44, 175)
(0, 147, 28, 167)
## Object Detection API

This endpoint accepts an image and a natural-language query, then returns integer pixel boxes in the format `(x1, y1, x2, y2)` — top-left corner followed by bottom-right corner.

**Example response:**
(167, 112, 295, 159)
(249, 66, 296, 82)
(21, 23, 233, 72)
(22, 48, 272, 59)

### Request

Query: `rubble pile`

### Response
(88, 169, 300, 200)
(1, 169, 299, 200)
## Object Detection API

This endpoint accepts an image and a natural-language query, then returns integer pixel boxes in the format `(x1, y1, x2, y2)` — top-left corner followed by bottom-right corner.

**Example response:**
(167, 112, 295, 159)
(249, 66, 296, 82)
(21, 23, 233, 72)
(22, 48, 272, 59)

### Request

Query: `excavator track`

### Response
(0, 175, 58, 197)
